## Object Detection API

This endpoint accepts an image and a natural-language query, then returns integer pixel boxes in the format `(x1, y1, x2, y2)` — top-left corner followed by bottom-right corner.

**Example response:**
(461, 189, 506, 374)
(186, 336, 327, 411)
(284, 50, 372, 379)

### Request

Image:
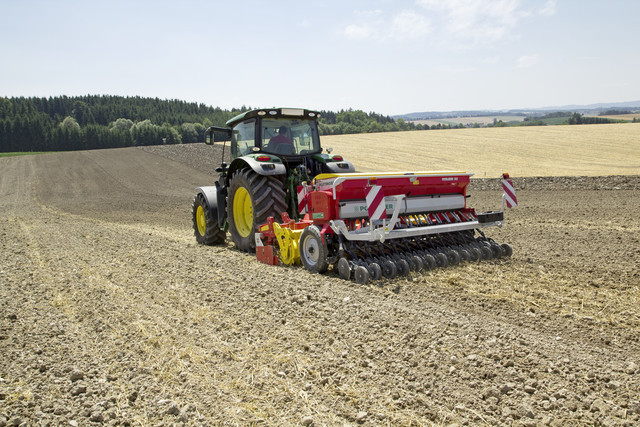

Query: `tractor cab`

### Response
(227, 111, 321, 159)
(205, 107, 354, 180)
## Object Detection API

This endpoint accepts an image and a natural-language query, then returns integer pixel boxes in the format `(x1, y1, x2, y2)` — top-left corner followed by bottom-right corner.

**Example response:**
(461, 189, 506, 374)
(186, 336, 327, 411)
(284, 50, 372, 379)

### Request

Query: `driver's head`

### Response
(278, 125, 288, 135)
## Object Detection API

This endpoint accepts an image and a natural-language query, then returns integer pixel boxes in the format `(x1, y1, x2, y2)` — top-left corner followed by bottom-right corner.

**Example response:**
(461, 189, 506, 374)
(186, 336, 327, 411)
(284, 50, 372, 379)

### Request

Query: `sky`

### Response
(1, 0, 639, 116)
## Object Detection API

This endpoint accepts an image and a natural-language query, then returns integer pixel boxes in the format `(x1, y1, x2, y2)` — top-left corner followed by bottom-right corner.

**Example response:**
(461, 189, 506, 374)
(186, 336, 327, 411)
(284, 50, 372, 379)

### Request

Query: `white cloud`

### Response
(539, 0, 557, 16)
(353, 9, 383, 18)
(342, 8, 430, 42)
(416, 0, 527, 44)
(483, 55, 501, 64)
(387, 10, 431, 41)
(516, 54, 540, 68)
(344, 24, 373, 40)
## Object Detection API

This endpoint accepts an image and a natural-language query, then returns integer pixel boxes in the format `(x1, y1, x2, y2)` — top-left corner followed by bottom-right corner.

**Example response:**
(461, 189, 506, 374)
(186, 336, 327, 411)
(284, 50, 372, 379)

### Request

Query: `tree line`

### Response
(1, 96, 431, 153)
(4, 96, 630, 153)
(0, 95, 249, 152)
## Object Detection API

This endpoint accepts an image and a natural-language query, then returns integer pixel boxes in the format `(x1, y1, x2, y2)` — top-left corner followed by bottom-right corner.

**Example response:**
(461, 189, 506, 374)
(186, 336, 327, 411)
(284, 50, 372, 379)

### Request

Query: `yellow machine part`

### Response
(272, 223, 303, 265)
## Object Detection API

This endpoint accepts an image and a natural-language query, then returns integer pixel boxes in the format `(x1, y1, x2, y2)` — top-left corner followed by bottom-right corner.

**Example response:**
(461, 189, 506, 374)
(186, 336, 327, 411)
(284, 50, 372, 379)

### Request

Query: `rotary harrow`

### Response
(192, 107, 516, 284)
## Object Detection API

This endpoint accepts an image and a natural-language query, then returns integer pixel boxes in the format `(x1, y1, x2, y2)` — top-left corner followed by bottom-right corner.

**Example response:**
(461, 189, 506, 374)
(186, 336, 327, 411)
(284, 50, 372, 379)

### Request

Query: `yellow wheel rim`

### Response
(196, 205, 207, 236)
(233, 187, 253, 237)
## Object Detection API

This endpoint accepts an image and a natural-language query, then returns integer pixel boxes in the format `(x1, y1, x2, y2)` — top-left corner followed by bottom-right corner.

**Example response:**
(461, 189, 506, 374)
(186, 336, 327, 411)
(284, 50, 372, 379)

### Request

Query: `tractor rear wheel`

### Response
(192, 193, 226, 245)
(299, 225, 329, 273)
(227, 168, 287, 252)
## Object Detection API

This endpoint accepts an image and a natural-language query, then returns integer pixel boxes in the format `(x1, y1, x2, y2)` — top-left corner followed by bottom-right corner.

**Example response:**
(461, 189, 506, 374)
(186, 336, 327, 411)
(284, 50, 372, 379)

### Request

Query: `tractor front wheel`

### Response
(299, 225, 329, 273)
(227, 168, 287, 252)
(192, 193, 226, 245)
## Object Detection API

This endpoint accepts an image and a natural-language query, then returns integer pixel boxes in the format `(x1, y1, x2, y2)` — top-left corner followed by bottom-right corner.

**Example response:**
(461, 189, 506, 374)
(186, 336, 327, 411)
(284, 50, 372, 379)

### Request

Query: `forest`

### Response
(0, 95, 419, 153)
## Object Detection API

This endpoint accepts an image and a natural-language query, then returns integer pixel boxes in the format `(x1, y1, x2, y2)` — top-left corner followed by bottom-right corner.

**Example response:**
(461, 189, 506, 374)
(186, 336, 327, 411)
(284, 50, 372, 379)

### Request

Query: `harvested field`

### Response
(323, 123, 640, 177)
(410, 115, 526, 127)
(1, 140, 639, 426)
(591, 114, 640, 122)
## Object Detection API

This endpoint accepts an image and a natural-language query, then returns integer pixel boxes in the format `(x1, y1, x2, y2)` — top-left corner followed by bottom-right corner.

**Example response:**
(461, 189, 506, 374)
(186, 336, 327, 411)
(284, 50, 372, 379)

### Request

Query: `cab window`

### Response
(231, 119, 255, 158)
(261, 118, 321, 155)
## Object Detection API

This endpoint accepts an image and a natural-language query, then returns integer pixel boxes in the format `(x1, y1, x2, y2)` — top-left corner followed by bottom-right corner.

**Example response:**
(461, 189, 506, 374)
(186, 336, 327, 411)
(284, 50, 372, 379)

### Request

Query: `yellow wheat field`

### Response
(595, 113, 640, 122)
(322, 123, 640, 177)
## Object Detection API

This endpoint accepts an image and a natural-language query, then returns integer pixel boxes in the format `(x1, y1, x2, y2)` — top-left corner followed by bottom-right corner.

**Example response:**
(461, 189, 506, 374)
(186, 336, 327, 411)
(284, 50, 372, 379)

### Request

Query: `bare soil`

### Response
(1, 145, 639, 426)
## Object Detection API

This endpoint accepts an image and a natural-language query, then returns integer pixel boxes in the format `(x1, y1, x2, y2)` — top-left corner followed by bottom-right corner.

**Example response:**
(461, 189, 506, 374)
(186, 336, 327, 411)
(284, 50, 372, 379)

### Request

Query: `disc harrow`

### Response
(333, 230, 513, 284)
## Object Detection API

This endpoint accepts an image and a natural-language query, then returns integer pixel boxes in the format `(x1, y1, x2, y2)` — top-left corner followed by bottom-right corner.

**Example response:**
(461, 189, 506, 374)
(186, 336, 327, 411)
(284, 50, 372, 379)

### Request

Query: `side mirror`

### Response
(205, 126, 232, 145)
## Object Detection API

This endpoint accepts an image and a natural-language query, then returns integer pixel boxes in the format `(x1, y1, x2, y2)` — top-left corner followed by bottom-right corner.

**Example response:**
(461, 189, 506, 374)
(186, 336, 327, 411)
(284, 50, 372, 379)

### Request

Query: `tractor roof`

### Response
(226, 108, 321, 128)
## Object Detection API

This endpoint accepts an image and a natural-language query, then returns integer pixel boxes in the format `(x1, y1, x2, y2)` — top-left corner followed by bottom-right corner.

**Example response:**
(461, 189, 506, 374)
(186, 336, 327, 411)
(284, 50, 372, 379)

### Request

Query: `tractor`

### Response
(192, 107, 354, 252)
(192, 107, 514, 284)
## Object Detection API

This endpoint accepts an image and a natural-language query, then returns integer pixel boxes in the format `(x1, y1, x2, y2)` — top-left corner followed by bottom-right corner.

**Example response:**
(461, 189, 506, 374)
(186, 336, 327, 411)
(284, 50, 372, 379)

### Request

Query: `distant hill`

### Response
(394, 100, 640, 121)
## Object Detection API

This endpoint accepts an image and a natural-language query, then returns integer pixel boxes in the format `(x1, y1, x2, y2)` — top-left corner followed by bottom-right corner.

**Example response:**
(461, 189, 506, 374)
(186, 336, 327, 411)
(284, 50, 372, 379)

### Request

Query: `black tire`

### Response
(299, 225, 329, 273)
(227, 168, 287, 252)
(192, 193, 226, 245)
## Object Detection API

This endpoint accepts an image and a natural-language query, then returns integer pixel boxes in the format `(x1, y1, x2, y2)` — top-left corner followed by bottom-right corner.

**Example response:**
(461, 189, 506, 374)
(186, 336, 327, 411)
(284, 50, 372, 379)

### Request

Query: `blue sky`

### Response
(1, 0, 639, 115)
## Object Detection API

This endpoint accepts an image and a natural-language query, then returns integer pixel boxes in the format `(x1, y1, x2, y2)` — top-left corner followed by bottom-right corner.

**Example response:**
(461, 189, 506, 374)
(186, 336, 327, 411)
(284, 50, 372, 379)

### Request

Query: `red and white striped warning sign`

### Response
(365, 185, 387, 221)
(297, 185, 308, 214)
(501, 173, 517, 208)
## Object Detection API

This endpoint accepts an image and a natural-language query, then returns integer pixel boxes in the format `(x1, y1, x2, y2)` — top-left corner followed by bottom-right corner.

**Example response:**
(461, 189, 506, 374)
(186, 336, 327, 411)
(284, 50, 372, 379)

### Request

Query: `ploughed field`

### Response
(1, 140, 639, 426)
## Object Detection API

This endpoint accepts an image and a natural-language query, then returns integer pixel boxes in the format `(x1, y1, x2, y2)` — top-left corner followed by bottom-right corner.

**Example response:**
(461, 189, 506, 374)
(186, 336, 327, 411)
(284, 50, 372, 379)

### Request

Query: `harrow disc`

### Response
(396, 258, 410, 276)
(447, 250, 460, 267)
(501, 243, 513, 257)
(381, 260, 397, 279)
(480, 246, 493, 260)
(458, 249, 471, 263)
(337, 258, 351, 280)
(468, 247, 482, 262)
(354, 265, 369, 285)
(369, 262, 382, 281)
(410, 255, 424, 272)
(422, 253, 436, 270)
(435, 251, 448, 268)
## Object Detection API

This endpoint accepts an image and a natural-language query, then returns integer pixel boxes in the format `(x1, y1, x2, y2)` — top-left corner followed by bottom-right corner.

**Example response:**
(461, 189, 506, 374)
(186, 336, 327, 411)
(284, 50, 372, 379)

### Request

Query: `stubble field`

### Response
(323, 123, 640, 177)
(1, 123, 639, 426)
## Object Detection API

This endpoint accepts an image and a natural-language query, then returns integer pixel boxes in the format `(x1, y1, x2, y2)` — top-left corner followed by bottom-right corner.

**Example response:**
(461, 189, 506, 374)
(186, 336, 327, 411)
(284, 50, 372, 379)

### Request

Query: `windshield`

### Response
(261, 118, 321, 156)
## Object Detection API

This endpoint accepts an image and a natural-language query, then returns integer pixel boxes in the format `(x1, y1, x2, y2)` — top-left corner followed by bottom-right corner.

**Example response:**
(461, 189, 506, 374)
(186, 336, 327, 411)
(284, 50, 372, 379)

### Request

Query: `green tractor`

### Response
(192, 107, 354, 251)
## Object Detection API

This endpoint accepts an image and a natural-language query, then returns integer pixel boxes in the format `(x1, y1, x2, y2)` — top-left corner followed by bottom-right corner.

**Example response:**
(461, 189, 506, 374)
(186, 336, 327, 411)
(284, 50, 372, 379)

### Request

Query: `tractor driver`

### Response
(267, 125, 294, 154)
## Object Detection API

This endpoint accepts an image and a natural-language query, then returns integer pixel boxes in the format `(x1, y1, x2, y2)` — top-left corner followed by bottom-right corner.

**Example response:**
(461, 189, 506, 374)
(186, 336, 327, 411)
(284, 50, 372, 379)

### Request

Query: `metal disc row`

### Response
(334, 230, 512, 285)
